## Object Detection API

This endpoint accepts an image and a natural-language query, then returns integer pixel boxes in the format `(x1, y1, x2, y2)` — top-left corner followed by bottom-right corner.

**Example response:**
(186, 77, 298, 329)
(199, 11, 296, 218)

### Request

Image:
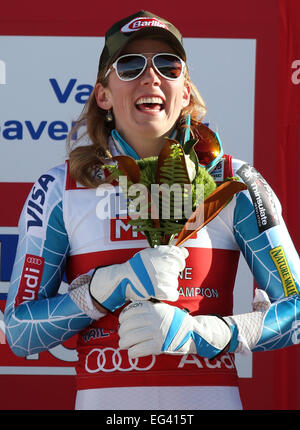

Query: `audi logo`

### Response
(26, 256, 43, 265)
(85, 347, 156, 373)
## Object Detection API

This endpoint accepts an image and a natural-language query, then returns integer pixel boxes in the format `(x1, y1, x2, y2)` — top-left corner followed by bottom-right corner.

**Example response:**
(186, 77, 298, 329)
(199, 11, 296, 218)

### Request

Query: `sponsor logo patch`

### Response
(121, 17, 168, 33)
(84, 347, 235, 374)
(210, 159, 225, 183)
(26, 173, 55, 237)
(16, 254, 45, 306)
(237, 163, 280, 232)
(269, 246, 298, 297)
(110, 217, 145, 242)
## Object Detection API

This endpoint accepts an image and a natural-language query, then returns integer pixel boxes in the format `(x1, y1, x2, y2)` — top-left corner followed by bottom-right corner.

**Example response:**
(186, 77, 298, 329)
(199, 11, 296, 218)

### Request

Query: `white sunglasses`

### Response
(105, 52, 185, 81)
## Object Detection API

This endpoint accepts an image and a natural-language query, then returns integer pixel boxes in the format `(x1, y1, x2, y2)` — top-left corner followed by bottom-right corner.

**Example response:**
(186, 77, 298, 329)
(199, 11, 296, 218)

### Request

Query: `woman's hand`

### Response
(118, 300, 238, 359)
(89, 245, 188, 312)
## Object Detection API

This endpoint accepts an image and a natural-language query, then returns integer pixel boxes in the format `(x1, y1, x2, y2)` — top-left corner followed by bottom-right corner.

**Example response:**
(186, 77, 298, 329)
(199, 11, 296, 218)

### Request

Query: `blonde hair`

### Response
(67, 48, 207, 188)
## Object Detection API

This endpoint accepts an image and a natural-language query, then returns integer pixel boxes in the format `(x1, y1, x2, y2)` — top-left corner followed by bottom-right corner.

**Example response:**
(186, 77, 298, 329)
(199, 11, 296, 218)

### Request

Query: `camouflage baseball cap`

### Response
(98, 10, 186, 72)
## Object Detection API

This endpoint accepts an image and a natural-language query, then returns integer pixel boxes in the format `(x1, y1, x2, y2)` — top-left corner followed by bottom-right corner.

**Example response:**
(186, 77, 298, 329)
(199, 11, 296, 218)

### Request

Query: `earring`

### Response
(105, 109, 113, 122)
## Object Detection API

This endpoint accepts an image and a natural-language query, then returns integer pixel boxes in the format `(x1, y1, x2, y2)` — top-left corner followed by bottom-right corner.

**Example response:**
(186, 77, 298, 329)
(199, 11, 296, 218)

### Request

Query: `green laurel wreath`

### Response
(102, 137, 217, 247)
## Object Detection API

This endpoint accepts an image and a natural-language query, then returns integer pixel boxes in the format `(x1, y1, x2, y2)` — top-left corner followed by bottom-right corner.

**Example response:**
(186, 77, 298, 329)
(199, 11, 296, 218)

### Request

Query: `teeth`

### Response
(136, 97, 164, 105)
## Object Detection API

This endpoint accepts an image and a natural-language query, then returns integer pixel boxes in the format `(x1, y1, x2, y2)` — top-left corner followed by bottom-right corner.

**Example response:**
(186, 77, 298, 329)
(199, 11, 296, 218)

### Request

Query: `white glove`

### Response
(119, 301, 238, 359)
(89, 245, 188, 312)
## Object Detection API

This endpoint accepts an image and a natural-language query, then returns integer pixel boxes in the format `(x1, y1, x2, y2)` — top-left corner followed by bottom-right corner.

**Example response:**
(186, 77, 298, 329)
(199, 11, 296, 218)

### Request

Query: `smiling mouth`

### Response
(135, 97, 165, 112)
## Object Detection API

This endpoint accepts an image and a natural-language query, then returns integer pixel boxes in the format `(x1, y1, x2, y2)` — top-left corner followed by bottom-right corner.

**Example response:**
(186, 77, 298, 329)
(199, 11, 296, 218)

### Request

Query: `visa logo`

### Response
(26, 174, 55, 231)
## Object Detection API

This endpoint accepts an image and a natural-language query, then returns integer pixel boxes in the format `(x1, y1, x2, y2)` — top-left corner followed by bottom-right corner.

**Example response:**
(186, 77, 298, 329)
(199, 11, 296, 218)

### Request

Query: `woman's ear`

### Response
(182, 82, 191, 108)
(95, 83, 113, 110)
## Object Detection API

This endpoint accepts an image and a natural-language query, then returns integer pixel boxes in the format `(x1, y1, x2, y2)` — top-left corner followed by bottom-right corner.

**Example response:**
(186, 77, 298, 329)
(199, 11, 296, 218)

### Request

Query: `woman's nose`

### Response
(140, 60, 161, 86)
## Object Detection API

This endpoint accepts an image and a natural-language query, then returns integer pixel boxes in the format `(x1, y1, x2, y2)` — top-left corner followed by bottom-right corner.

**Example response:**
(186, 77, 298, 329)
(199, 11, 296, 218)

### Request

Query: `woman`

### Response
(5, 10, 300, 410)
